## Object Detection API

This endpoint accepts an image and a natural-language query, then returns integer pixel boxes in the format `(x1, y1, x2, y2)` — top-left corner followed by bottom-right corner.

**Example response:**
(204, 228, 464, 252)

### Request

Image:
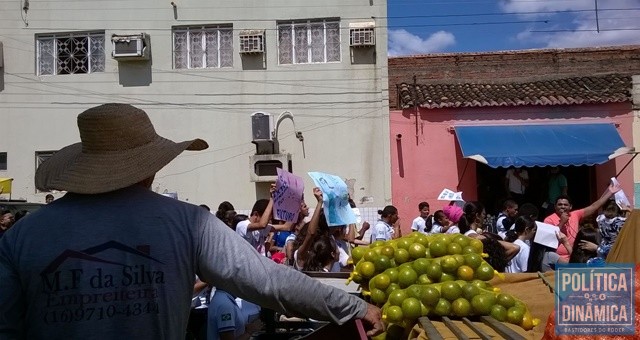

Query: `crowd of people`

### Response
(401, 181, 629, 274)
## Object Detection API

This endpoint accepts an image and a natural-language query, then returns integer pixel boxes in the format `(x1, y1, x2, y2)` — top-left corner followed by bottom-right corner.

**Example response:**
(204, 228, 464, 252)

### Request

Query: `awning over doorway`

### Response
(454, 123, 633, 168)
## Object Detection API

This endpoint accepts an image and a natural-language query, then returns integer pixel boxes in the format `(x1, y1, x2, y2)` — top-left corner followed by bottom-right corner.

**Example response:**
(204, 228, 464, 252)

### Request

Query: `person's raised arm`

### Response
(556, 231, 572, 256)
(297, 187, 324, 265)
(246, 183, 276, 231)
(583, 182, 620, 217)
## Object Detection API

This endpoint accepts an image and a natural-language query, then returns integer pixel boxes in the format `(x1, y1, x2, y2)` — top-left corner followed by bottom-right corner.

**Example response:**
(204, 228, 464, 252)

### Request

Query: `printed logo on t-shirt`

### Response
(221, 313, 232, 321)
(39, 241, 164, 324)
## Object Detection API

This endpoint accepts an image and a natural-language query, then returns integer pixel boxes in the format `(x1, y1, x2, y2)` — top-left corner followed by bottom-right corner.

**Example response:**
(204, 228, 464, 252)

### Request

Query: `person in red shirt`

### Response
(544, 182, 620, 261)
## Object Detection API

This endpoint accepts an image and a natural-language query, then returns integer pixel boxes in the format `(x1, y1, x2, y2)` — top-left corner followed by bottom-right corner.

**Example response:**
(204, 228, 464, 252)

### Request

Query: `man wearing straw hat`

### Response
(0, 104, 382, 339)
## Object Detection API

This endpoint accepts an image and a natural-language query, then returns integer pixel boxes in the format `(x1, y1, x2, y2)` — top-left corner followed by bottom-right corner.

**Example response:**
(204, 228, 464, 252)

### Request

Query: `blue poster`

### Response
(308, 171, 356, 227)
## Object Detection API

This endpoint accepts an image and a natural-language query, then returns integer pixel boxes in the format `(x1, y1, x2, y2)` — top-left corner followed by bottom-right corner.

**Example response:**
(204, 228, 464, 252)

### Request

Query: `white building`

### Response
(0, 0, 390, 213)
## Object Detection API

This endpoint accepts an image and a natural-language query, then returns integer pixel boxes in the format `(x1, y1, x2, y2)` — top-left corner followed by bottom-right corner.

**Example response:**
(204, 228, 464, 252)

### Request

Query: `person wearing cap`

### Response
(0, 104, 383, 339)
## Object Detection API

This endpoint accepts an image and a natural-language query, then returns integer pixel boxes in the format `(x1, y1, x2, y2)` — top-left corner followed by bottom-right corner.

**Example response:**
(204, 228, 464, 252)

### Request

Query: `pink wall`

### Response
(390, 103, 634, 234)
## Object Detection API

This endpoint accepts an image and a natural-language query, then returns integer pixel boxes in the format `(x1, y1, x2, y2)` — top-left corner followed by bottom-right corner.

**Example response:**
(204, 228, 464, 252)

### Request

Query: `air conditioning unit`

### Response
(350, 27, 375, 47)
(111, 33, 149, 60)
(239, 30, 265, 54)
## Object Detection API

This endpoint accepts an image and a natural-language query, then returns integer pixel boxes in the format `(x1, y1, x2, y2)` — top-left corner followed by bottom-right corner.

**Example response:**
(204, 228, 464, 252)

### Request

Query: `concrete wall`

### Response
(389, 103, 634, 230)
(0, 0, 390, 211)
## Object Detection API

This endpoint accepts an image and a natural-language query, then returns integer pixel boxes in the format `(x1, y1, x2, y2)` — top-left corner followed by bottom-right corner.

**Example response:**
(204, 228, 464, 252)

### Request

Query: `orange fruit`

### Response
(441, 281, 463, 301)
(452, 234, 470, 248)
(474, 263, 495, 281)
(497, 294, 516, 309)
(471, 294, 496, 315)
(385, 283, 401, 296)
(364, 249, 378, 262)
(385, 268, 399, 283)
(397, 238, 412, 250)
(490, 304, 508, 322)
(462, 245, 478, 255)
(373, 255, 392, 272)
(401, 297, 423, 320)
(388, 290, 408, 307)
(373, 273, 392, 291)
(425, 262, 443, 281)
(380, 246, 395, 258)
(386, 305, 404, 323)
(469, 238, 484, 253)
(417, 274, 432, 284)
(356, 261, 376, 279)
(371, 240, 386, 248)
(464, 253, 483, 269)
(420, 286, 440, 307)
(434, 298, 452, 316)
(414, 234, 430, 247)
(398, 267, 418, 288)
(351, 246, 366, 263)
(507, 306, 525, 325)
(447, 242, 462, 255)
(370, 288, 386, 305)
(440, 273, 456, 282)
(440, 256, 460, 274)
(452, 298, 472, 317)
(394, 248, 410, 264)
(429, 241, 448, 258)
(412, 258, 431, 275)
(457, 265, 475, 281)
(462, 283, 480, 300)
(408, 243, 427, 260)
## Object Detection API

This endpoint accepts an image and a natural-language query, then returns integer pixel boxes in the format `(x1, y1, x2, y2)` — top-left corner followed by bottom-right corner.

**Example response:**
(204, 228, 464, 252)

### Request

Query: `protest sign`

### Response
(534, 221, 560, 249)
(273, 168, 304, 222)
(437, 188, 464, 202)
(308, 171, 356, 226)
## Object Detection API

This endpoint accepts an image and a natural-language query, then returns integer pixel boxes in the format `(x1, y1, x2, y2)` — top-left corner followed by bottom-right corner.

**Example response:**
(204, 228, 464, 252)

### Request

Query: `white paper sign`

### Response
(437, 188, 464, 202)
(611, 177, 631, 209)
(534, 221, 560, 249)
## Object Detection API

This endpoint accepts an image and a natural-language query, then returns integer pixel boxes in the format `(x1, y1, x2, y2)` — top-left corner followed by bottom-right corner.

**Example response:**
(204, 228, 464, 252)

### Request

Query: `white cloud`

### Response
(388, 30, 456, 56)
(500, 0, 640, 48)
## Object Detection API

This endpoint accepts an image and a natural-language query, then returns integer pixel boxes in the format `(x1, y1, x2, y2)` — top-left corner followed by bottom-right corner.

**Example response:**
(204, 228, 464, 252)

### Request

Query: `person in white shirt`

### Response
(494, 199, 518, 239)
(430, 210, 452, 234)
(235, 184, 290, 256)
(410, 201, 431, 234)
(370, 206, 400, 243)
(505, 168, 529, 205)
(504, 216, 537, 273)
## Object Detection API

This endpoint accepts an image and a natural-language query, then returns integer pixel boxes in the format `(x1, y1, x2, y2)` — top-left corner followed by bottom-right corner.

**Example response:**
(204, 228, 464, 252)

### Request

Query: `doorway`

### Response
(475, 164, 595, 218)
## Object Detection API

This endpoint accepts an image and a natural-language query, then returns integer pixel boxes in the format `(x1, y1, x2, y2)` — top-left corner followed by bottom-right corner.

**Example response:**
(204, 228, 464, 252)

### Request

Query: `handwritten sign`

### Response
(273, 168, 304, 222)
(308, 171, 356, 227)
(437, 188, 464, 202)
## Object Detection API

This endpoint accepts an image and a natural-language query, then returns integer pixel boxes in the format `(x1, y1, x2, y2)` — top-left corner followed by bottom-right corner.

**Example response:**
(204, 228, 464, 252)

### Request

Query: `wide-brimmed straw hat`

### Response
(35, 103, 208, 194)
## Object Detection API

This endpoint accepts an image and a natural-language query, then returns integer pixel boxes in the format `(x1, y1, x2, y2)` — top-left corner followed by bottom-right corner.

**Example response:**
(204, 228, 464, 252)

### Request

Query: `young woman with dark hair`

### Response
(504, 216, 536, 273)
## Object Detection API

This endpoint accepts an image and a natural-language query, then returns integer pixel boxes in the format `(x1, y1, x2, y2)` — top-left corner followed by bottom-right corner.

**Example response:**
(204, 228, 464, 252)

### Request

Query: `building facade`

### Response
(388, 46, 640, 226)
(0, 0, 390, 212)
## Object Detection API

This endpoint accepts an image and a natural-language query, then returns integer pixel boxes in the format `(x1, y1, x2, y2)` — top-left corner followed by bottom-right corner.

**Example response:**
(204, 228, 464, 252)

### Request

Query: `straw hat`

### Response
(35, 103, 208, 194)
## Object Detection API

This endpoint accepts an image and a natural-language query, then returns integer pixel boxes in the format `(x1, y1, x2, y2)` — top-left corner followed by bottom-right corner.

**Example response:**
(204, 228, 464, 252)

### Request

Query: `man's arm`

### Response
(196, 212, 381, 330)
(583, 182, 620, 217)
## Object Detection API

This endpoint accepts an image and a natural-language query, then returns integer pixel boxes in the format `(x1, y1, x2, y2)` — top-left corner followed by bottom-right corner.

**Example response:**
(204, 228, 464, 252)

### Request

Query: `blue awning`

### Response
(454, 123, 633, 168)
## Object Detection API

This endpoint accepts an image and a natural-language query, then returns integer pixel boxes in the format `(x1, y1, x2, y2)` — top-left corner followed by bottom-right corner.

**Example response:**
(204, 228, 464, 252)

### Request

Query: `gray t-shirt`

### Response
(0, 185, 366, 339)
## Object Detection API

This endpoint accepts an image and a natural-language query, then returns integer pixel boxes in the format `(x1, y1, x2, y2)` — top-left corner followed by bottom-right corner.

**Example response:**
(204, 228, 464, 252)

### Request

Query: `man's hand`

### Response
(361, 303, 384, 336)
(559, 212, 569, 227)
(556, 231, 568, 245)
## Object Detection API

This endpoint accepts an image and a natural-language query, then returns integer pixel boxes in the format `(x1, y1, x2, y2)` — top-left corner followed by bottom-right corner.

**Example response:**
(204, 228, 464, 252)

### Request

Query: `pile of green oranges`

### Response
(348, 232, 539, 338)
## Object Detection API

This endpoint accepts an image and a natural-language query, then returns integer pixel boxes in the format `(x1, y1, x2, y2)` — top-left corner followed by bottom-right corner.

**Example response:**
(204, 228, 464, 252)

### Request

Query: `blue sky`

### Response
(387, 0, 640, 55)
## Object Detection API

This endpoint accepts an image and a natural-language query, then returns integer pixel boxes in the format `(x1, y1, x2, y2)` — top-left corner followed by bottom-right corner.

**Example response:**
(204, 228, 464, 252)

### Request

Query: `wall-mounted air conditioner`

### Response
(239, 30, 265, 54)
(349, 22, 375, 47)
(111, 33, 149, 61)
